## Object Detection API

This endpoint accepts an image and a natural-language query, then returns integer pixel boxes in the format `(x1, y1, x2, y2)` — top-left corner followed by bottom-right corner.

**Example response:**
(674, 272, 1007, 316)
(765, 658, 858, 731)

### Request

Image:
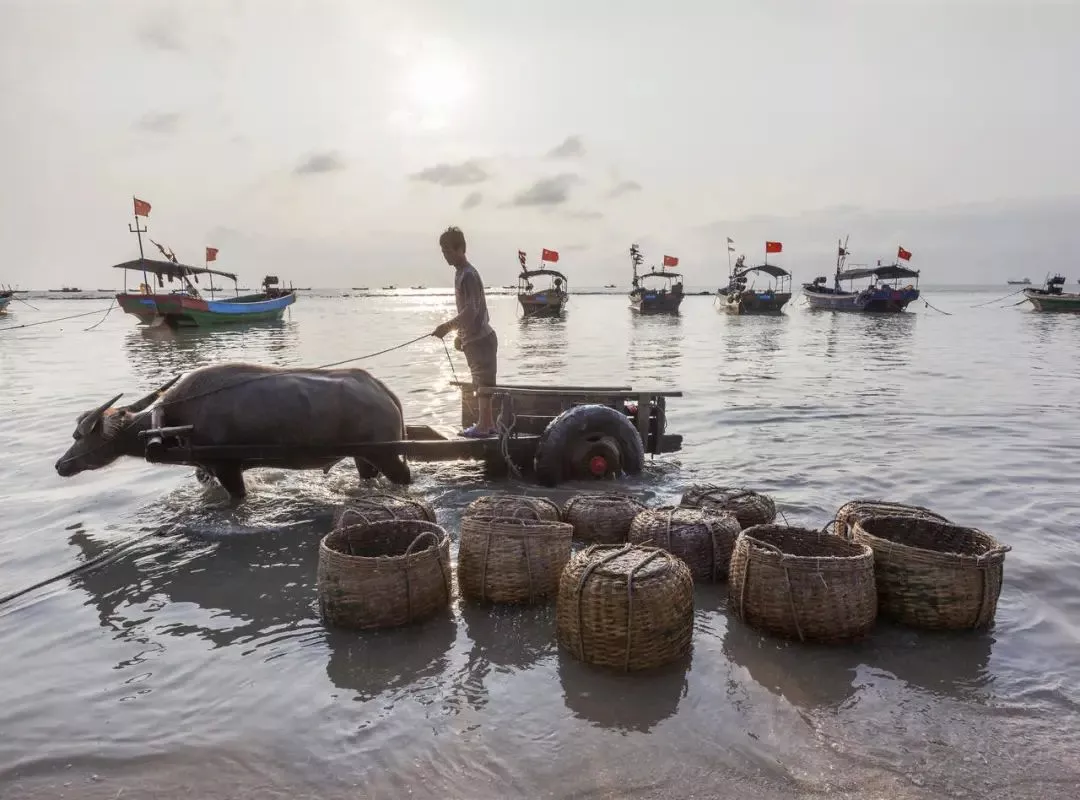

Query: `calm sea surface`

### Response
(1, 287, 1078, 799)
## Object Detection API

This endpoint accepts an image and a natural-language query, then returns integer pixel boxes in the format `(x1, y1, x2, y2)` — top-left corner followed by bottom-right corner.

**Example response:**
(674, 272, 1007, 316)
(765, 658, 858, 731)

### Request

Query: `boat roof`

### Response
(838, 264, 919, 281)
(642, 270, 681, 279)
(111, 258, 238, 282)
(519, 269, 567, 280)
(735, 264, 790, 279)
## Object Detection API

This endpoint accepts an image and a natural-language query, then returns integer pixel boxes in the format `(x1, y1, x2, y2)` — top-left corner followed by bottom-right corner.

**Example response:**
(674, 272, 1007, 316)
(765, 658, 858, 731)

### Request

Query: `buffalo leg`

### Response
(213, 465, 247, 500)
(355, 458, 380, 480)
(375, 455, 412, 486)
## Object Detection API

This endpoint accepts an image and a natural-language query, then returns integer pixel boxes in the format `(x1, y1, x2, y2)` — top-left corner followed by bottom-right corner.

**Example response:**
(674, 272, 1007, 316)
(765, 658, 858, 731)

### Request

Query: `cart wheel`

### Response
(534, 404, 645, 486)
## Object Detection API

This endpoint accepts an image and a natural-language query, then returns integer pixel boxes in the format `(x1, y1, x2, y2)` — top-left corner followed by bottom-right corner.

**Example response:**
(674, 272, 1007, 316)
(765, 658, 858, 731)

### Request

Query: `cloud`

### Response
(562, 243, 590, 252)
(508, 174, 582, 207)
(546, 136, 585, 159)
(462, 191, 483, 210)
(609, 180, 642, 197)
(565, 210, 604, 220)
(410, 159, 489, 186)
(294, 152, 346, 176)
(134, 112, 181, 134)
(137, 19, 185, 52)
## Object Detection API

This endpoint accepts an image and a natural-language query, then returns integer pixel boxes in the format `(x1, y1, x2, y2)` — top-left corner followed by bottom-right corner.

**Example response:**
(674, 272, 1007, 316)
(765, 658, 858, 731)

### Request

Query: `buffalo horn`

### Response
(125, 374, 182, 413)
(77, 392, 124, 435)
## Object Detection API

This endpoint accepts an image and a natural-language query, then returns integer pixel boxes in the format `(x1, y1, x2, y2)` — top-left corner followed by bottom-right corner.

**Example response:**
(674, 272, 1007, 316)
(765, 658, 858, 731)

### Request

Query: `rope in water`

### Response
(0, 305, 117, 332)
(971, 288, 1026, 308)
(922, 298, 953, 315)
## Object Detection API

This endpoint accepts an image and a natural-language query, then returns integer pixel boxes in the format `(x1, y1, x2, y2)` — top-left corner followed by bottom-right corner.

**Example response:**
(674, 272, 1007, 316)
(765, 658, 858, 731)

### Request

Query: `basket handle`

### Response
(976, 543, 1013, 562)
(821, 518, 845, 539)
(405, 530, 439, 557)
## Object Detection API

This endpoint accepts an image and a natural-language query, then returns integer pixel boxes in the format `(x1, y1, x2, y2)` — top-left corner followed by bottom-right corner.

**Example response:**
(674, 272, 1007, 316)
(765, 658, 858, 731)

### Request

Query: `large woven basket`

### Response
(317, 519, 451, 630)
(680, 485, 776, 529)
(628, 506, 742, 582)
(458, 515, 574, 604)
(562, 493, 647, 544)
(833, 499, 947, 540)
(557, 543, 694, 671)
(852, 516, 1010, 630)
(728, 524, 877, 643)
(463, 494, 562, 522)
(333, 492, 437, 529)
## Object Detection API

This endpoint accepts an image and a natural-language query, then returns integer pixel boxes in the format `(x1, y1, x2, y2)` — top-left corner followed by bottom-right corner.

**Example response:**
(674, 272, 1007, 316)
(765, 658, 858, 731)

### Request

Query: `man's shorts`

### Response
(463, 330, 498, 387)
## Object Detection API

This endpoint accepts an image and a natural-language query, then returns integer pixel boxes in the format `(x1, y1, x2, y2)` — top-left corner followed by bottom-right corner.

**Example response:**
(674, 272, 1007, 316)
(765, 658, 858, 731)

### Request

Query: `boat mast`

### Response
(835, 235, 849, 291)
(630, 244, 642, 290)
(128, 196, 149, 292)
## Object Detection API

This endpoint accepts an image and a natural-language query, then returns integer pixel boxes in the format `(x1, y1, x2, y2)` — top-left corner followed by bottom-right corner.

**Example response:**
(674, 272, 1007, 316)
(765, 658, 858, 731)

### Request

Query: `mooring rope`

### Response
(971, 288, 1026, 308)
(0, 305, 117, 332)
(83, 299, 117, 331)
(921, 297, 953, 315)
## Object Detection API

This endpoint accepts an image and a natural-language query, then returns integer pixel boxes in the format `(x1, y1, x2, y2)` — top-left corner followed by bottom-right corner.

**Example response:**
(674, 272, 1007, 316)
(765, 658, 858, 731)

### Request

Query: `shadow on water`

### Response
(123, 321, 299, 382)
(557, 651, 691, 733)
(514, 315, 568, 380)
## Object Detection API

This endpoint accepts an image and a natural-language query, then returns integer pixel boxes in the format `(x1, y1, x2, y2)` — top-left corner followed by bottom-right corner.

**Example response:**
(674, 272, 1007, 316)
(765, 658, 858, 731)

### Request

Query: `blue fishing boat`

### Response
(802, 237, 920, 313)
(628, 244, 684, 313)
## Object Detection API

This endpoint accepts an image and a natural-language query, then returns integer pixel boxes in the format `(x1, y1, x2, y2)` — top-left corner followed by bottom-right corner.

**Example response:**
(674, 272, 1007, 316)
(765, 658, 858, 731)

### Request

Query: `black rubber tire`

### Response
(534, 404, 646, 487)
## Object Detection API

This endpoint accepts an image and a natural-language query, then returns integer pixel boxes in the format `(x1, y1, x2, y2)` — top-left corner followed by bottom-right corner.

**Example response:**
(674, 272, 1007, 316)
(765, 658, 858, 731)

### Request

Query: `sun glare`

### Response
(400, 56, 471, 129)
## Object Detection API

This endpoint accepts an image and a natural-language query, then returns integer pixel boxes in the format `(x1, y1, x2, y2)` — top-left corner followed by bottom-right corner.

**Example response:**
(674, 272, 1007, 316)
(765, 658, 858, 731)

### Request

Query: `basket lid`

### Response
(583, 544, 673, 580)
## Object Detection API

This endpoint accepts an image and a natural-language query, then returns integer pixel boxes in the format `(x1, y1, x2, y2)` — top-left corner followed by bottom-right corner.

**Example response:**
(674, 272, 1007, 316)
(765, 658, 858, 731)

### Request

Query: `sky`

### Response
(0, 0, 1076, 288)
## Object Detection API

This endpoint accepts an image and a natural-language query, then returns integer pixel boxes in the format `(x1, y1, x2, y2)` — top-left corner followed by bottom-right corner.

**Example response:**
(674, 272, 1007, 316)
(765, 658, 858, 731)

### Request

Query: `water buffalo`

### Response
(55, 363, 411, 499)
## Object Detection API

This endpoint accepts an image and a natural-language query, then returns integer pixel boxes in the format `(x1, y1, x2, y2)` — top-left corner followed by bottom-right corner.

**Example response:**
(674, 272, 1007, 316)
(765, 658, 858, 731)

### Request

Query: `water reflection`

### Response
(123, 322, 299, 382)
(558, 651, 690, 733)
(627, 314, 682, 384)
(720, 314, 787, 380)
(514, 316, 569, 381)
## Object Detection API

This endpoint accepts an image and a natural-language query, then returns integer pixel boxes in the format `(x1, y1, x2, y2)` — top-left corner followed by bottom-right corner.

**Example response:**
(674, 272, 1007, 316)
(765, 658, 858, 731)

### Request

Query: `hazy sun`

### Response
(401, 56, 471, 129)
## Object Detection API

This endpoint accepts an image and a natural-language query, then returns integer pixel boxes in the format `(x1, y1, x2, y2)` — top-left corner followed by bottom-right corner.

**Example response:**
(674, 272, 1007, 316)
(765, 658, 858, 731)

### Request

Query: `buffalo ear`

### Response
(77, 393, 124, 436)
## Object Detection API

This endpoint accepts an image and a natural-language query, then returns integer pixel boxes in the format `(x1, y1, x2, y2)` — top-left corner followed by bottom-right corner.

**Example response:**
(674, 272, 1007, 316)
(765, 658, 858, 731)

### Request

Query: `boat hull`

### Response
(721, 290, 791, 314)
(518, 292, 566, 317)
(0, 294, 11, 313)
(117, 291, 296, 327)
(803, 286, 919, 312)
(630, 290, 683, 314)
(1023, 290, 1080, 312)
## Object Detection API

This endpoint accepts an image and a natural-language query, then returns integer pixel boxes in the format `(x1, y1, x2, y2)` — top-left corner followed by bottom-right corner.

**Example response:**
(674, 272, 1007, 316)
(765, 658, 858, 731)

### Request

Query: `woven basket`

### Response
(557, 543, 694, 671)
(679, 485, 776, 529)
(833, 499, 947, 540)
(852, 516, 1010, 630)
(728, 524, 877, 643)
(317, 519, 451, 630)
(627, 506, 741, 582)
(463, 494, 562, 522)
(562, 493, 647, 544)
(458, 515, 574, 604)
(333, 492, 436, 529)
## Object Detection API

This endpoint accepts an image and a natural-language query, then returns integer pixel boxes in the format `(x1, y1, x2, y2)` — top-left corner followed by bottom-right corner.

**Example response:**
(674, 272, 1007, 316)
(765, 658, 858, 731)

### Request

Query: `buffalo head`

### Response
(55, 376, 180, 477)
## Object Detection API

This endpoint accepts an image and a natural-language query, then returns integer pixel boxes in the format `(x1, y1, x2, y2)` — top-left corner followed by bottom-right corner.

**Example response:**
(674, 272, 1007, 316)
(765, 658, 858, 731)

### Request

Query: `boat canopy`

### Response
(111, 258, 238, 283)
(837, 264, 919, 281)
(734, 264, 790, 279)
(518, 269, 567, 281)
(641, 270, 682, 280)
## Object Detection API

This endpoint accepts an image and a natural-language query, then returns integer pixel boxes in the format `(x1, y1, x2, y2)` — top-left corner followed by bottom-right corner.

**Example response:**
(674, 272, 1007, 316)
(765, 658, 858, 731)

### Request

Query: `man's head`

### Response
(439, 226, 467, 267)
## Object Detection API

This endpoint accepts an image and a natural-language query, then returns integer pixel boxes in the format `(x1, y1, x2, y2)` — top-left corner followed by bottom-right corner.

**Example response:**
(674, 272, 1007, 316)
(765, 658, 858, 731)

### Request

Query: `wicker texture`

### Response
(557, 544, 694, 671)
(628, 506, 742, 582)
(463, 494, 562, 522)
(563, 494, 647, 544)
(680, 485, 776, 529)
(458, 515, 574, 604)
(333, 493, 436, 529)
(728, 524, 877, 643)
(853, 516, 1010, 630)
(833, 499, 948, 540)
(317, 519, 451, 630)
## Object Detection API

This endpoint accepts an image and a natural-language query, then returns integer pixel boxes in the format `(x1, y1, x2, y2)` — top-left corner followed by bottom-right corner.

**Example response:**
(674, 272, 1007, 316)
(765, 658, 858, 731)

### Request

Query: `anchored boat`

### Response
(719, 242, 792, 314)
(629, 244, 684, 314)
(516, 248, 568, 317)
(113, 197, 295, 327)
(1007, 278, 1032, 285)
(1023, 274, 1080, 311)
(802, 238, 920, 313)
(0, 287, 12, 313)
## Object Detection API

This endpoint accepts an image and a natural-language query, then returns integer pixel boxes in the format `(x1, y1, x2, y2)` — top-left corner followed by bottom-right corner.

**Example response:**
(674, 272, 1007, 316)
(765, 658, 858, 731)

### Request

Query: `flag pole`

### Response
(128, 196, 148, 291)
(764, 241, 768, 267)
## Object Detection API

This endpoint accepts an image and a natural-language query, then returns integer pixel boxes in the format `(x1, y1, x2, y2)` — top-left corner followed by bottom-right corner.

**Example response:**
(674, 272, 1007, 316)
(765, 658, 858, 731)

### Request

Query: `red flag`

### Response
(133, 197, 151, 217)
(897, 246, 912, 261)
(542, 248, 559, 263)
(765, 241, 783, 254)
(206, 247, 219, 263)
(662, 255, 679, 267)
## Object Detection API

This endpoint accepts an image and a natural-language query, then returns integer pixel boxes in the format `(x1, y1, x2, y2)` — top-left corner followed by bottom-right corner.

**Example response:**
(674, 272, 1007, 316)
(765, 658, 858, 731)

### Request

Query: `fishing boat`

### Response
(48, 287, 82, 293)
(381, 285, 397, 290)
(0, 287, 12, 313)
(1023, 274, 1080, 311)
(516, 248, 568, 317)
(628, 244, 684, 314)
(802, 238, 920, 313)
(719, 243, 792, 314)
(1007, 278, 1032, 285)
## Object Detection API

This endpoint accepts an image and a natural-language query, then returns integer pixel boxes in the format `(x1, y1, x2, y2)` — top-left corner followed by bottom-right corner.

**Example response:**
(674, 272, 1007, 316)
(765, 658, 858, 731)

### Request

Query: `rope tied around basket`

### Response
(743, 535, 807, 643)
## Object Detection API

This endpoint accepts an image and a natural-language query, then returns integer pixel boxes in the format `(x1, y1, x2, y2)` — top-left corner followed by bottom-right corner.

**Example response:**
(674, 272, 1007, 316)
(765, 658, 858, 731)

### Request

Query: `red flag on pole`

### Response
(662, 255, 679, 267)
(765, 241, 783, 254)
(206, 247, 219, 263)
(133, 197, 151, 217)
(541, 248, 559, 263)
(897, 246, 912, 261)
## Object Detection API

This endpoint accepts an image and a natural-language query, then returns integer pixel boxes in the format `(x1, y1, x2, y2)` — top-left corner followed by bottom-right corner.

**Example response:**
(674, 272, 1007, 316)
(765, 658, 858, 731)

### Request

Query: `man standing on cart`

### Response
(431, 226, 499, 438)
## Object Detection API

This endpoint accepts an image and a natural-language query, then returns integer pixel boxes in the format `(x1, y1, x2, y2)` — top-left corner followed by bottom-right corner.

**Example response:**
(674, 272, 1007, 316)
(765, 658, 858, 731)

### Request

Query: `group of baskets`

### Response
(315, 488, 1011, 672)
